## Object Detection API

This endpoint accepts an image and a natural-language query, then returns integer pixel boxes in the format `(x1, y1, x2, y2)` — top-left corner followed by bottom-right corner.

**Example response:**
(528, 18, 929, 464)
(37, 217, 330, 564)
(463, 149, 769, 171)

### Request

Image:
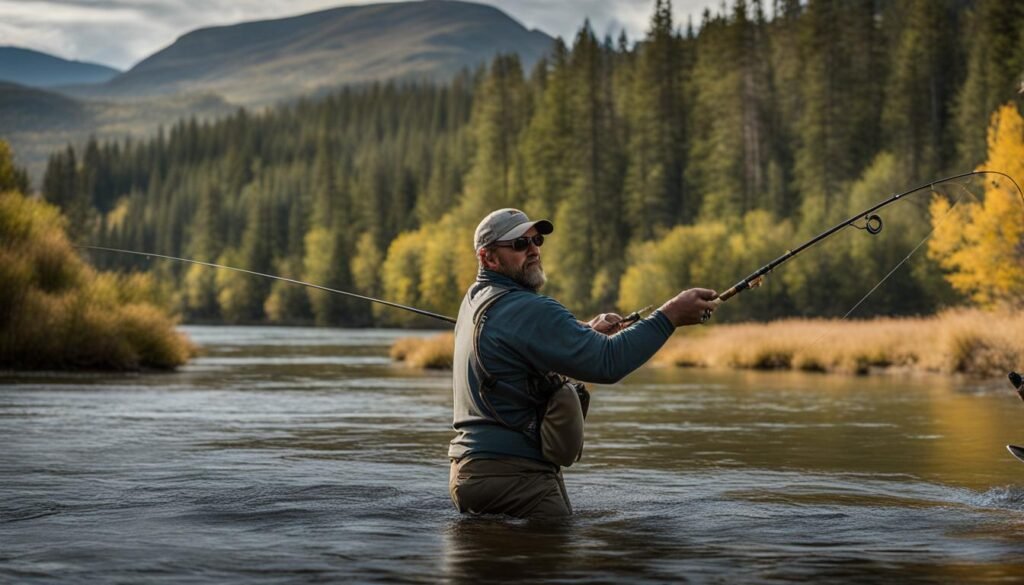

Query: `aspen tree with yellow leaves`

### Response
(928, 104, 1024, 307)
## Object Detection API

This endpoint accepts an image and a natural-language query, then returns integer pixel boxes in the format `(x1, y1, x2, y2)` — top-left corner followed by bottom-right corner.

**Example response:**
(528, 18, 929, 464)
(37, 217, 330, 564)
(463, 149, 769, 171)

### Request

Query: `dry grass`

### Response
(656, 309, 1024, 377)
(390, 333, 454, 370)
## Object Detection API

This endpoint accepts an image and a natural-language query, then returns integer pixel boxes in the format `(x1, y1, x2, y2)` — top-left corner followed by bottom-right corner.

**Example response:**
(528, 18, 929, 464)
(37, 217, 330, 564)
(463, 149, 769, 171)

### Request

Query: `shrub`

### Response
(0, 191, 194, 371)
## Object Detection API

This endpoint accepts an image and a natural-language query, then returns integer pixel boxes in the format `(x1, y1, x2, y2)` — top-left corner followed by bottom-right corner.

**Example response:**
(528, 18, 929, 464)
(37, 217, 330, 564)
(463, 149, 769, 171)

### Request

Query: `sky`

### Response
(0, 0, 725, 70)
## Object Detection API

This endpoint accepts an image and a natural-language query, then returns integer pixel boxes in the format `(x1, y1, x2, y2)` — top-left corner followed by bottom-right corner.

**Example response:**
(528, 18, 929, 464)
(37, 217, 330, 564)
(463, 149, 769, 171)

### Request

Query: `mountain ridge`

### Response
(0, 47, 120, 88)
(70, 0, 554, 106)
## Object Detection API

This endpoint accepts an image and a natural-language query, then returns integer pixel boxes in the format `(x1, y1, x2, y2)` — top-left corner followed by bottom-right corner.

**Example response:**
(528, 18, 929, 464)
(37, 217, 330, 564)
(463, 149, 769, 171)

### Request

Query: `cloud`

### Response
(0, 0, 725, 69)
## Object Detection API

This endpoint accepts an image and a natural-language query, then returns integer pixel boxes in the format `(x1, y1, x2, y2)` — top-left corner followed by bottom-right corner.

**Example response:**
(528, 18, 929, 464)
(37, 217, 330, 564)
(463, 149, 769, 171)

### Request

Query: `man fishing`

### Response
(448, 208, 719, 518)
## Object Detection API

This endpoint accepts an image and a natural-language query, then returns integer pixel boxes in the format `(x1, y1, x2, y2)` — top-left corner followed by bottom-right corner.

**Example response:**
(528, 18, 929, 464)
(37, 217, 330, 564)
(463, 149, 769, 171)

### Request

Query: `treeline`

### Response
(38, 0, 1024, 325)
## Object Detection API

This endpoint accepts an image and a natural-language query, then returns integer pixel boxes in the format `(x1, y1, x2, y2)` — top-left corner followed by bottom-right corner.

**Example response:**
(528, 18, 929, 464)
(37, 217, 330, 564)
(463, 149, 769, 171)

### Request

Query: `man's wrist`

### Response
(647, 310, 675, 337)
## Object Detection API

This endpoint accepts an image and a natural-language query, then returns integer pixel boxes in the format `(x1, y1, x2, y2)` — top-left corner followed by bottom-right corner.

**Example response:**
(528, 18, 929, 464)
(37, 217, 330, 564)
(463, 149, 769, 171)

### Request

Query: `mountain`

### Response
(73, 0, 554, 106)
(0, 47, 120, 88)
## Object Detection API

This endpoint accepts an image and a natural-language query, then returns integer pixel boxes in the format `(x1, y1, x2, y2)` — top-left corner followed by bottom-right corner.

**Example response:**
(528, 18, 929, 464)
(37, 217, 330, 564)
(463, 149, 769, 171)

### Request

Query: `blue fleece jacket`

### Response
(448, 270, 675, 462)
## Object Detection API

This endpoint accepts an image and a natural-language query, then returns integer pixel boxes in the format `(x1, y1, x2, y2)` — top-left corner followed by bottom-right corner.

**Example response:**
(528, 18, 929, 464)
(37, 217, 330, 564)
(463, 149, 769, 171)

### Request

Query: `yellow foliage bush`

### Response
(0, 191, 193, 370)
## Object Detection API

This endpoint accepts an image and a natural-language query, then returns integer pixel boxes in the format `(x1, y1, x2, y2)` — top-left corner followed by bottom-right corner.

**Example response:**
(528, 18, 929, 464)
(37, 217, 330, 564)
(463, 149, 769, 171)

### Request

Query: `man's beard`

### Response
(498, 257, 546, 291)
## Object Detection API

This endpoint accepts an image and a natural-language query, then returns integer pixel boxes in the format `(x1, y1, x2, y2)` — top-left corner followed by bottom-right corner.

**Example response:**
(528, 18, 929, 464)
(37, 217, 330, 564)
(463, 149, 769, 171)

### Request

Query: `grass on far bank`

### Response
(390, 309, 1023, 378)
(657, 309, 1023, 377)
(390, 333, 454, 369)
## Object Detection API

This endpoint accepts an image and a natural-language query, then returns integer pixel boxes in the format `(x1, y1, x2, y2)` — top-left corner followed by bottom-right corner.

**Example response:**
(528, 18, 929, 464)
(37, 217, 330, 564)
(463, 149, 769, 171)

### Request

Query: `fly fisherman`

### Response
(448, 208, 719, 518)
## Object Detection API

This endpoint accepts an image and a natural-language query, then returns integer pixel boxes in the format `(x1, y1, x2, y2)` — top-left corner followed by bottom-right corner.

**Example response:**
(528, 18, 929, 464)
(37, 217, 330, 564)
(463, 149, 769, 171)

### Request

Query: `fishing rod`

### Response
(707, 170, 1024, 315)
(76, 245, 458, 324)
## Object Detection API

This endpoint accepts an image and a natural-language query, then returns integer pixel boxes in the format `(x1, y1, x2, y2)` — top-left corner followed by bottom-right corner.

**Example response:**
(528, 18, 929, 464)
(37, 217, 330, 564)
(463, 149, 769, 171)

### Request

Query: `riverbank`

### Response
(390, 309, 1022, 377)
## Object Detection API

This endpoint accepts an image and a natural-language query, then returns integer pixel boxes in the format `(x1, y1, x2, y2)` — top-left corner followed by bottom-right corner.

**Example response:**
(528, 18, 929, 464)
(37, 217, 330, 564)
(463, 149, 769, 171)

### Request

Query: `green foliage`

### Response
(36, 0, 1024, 325)
(794, 0, 883, 210)
(264, 257, 311, 323)
(302, 227, 336, 325)
(617, 211, 794, 321)
(461, 54, 531, 212)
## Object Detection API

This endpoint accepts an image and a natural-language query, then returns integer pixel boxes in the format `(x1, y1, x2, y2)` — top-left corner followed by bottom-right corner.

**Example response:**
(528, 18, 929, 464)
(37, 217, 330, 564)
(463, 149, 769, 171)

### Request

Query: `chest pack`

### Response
(468, 289, 590, 467)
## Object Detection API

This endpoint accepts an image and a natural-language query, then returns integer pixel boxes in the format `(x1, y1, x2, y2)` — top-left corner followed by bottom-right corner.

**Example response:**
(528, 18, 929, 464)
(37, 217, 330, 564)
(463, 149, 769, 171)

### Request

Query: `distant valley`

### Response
(0, 0, 554, 183)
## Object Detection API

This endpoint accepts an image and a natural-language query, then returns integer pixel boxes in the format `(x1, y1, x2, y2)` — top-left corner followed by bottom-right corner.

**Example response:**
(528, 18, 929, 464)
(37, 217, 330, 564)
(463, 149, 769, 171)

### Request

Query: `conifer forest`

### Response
(37, 0, 1024, 326)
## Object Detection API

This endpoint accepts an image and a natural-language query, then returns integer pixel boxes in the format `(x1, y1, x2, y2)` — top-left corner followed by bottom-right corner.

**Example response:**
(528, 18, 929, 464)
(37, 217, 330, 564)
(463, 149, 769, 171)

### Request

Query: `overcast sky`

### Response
(0, 0, 726, 70)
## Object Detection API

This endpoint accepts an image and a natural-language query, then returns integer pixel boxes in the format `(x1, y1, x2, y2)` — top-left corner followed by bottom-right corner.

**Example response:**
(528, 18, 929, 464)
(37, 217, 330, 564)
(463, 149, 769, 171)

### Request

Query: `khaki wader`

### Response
(449, 456, 572, 518)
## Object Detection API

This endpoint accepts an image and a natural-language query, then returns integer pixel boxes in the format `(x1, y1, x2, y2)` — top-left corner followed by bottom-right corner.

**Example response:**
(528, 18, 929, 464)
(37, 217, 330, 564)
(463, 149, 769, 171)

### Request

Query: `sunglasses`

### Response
(493, 234, 545, 252)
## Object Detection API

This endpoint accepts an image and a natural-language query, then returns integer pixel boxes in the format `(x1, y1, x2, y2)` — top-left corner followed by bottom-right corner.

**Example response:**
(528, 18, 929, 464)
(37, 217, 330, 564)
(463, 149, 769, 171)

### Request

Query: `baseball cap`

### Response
(474, 208, 554, 251)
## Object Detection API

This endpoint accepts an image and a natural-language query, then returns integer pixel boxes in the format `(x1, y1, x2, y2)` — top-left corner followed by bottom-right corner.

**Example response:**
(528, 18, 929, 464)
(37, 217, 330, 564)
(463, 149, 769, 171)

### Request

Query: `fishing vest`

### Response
(452, 280, 590, 467)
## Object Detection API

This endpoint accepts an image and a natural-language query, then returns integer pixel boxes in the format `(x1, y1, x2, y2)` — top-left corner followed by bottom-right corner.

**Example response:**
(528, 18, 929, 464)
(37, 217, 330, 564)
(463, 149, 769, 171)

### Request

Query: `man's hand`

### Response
(586, 313, 623, 335)
(659, 288, 719, 327)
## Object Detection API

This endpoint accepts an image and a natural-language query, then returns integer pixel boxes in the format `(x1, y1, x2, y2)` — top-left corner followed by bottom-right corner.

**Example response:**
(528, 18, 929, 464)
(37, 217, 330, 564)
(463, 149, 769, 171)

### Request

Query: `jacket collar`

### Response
(475, 269, 533, 294)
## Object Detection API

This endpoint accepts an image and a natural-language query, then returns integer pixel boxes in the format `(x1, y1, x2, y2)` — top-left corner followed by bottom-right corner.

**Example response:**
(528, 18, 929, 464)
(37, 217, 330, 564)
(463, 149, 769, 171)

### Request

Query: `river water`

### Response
(3, 325, 1024, 583)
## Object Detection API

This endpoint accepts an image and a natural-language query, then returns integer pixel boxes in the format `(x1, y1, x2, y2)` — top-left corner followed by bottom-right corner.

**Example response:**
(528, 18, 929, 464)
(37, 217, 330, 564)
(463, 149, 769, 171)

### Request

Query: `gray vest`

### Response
(451, 281, 544, 439)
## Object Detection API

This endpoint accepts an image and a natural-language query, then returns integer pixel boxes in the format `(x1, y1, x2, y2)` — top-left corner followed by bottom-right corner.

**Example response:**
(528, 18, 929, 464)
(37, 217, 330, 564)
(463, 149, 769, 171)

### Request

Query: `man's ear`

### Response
(478, 248, 499, 271)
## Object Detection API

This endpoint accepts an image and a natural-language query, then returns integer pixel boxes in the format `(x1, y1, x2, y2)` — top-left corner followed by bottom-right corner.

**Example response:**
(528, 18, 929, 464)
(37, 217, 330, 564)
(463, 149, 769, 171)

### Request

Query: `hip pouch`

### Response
(535, 377, 590, 467)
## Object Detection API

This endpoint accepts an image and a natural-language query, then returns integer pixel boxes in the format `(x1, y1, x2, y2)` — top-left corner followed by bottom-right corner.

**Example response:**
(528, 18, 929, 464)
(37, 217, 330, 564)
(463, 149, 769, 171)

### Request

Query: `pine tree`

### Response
(953, 0, 1024, 168)
(42, 145, 93, 242)
(794, 0, 883, 213)
(689, 1, 778, 218)
(460, 55, 531, 216)
(545, 23, 626, 313)
(881, 0, 957, 182)
(522, 40, 574, 216)
(623, 0, 689, 239)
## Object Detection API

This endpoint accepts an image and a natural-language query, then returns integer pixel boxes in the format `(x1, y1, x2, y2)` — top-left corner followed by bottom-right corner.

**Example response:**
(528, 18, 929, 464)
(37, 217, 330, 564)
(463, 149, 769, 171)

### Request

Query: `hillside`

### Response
(0, 83, 231, 184)
(0, 82, 91, 133)
(0, 47, 120, 88)
(72, 0, 554, 106)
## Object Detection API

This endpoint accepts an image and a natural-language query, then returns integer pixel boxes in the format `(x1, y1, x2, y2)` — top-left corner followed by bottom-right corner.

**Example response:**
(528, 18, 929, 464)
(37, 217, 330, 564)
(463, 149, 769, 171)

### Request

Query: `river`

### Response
(3, 325, 1024, 583)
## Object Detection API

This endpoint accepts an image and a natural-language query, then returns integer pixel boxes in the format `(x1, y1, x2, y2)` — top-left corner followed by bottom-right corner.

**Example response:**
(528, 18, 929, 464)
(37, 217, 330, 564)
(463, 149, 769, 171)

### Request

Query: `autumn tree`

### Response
(929, 104, 1024, 306)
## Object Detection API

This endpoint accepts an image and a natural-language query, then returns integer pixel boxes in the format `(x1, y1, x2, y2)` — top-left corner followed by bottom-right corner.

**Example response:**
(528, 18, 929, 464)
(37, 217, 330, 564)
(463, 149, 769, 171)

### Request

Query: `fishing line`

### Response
(76, 245, 458, 324)
(835, 181, 970, 322)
